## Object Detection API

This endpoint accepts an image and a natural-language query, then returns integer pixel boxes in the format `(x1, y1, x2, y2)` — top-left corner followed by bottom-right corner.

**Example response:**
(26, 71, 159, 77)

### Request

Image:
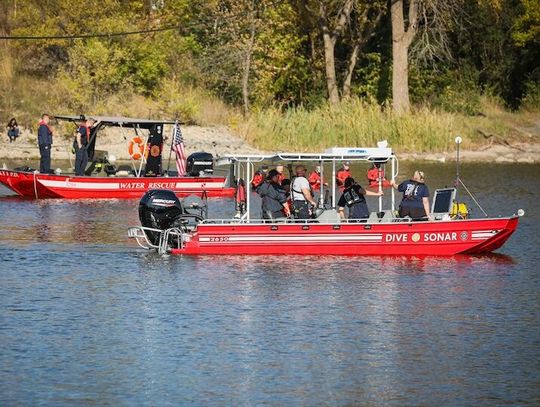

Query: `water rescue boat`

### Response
(127, 142, 523, 256)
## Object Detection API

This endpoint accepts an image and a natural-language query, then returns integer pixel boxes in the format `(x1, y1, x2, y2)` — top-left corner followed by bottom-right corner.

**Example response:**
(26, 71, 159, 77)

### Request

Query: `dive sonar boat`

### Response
(0, 116, 235, 199)
(127, 142, 523, 256)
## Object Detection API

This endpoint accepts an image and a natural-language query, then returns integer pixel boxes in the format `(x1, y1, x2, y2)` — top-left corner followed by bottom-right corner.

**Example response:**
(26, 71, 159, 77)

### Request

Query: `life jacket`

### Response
(235, 179, 247, 213)
(336, 169, 351, 187)
(308, 171, 323, 190)
(404, 181, 421, 201)
(343, 186, 364, 207)
(251, 172, 264, 188)
(367, 168, 380, 186)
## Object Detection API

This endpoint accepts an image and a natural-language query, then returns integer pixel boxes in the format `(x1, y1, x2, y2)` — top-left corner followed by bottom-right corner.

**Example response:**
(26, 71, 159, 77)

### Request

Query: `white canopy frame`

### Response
(220, 148, 398, 222)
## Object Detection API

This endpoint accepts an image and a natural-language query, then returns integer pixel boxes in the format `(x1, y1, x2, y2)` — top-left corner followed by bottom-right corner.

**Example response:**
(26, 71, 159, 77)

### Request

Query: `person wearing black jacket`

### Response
(74, 117, 92, 176)
(256, 169, 291, 221)
(37, 114, 53, 173)
(338, 177, 382, 220)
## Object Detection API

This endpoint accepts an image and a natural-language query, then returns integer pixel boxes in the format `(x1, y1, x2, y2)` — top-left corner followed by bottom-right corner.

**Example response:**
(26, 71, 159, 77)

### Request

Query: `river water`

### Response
(0, 162, 539, 405)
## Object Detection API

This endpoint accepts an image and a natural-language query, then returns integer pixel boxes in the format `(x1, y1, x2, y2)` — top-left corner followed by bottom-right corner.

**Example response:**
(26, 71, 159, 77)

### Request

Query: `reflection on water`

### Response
(0, 163, 539, 405)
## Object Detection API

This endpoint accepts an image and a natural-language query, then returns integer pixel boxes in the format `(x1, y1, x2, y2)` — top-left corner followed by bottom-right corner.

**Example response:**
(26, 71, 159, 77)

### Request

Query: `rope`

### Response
(33, 171, 39, 200)
(0, 26, 177, 41)
(457, 177, 488, 217)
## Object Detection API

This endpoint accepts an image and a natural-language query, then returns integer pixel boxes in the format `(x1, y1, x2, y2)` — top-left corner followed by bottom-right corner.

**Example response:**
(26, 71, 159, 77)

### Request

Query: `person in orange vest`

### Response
(336, 161, 351, 189)
(252, 165, 268, 189)
(308, 165, 328, 191)
(366, 163, 392, 189)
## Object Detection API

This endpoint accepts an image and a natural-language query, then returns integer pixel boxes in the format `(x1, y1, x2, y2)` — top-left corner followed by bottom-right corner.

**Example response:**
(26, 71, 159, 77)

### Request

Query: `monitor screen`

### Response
(432, 189, 455, 213)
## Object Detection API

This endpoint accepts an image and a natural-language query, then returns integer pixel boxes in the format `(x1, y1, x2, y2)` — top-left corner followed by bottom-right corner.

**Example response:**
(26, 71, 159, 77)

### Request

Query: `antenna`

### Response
(455, 136, 462, 186)
(453, 136, 488, 217)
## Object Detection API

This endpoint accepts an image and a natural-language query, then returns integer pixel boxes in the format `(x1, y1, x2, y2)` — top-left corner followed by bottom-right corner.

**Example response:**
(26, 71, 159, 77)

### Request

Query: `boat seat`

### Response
(379, 210, 396, 223)
(367, 212, 380, 223)
(316, 209, 340, 223)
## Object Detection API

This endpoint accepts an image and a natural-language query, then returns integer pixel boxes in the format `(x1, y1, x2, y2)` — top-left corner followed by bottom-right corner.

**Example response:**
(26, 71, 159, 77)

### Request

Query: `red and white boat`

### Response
(0, 116, 235, 199)
(128, 146, 522, 256)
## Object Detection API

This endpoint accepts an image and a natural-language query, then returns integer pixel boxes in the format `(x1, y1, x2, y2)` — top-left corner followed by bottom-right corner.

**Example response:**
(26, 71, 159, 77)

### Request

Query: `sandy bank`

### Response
(1, 125, 539, 164)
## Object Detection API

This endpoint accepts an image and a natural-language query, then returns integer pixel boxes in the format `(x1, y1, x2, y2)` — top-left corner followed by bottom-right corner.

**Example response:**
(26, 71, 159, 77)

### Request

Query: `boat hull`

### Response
(0, 170, 234, 199)
(170, 216, 519, 256)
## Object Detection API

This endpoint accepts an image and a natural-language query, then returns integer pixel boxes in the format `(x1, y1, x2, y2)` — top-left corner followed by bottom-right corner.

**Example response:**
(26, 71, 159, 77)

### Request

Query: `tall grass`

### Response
(236, 98, 535, 153)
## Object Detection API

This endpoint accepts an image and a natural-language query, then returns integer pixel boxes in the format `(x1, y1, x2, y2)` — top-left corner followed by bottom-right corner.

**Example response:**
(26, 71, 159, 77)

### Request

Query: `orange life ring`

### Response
(127, 136, 148, 160)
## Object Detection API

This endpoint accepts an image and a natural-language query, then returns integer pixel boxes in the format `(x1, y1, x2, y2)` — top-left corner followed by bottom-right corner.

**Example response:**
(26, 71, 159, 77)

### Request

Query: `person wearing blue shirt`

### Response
(391, 170, 431, 220)
(37, 114, 53, 173)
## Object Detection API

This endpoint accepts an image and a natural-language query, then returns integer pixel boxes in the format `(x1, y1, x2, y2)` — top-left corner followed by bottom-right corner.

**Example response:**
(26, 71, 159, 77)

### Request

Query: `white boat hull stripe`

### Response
(38, 179, 225, 190)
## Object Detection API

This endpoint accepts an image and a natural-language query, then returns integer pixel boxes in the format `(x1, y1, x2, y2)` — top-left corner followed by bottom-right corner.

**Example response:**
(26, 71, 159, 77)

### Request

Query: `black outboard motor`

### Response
(139, 189, 184, 245)
(186, 152, 214, 176)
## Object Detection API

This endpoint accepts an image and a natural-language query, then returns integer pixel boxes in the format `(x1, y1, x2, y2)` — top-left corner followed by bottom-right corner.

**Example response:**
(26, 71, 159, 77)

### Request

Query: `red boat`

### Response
(0, 116, 235, 199)
(128, 147, 523, 256)
(0, 169, 233, 199)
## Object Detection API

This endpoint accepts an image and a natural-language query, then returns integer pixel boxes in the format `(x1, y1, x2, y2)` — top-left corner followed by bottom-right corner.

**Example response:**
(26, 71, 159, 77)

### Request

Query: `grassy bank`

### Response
(236, 98, 538, 153)
(1, 73, 537, 154)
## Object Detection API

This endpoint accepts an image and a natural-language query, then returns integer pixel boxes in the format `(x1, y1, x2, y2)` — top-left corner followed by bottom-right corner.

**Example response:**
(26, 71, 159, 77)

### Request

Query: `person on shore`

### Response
(291, 165, 317, 219)
(74, 116, 94, 176)
(338, 177, 382, 220)
(7, 118, 19, 143)
(37, 114, 53, 173)
(391, 170, 431, 220)
(257, 169, 290, 221)
(336, 161, 351, 189)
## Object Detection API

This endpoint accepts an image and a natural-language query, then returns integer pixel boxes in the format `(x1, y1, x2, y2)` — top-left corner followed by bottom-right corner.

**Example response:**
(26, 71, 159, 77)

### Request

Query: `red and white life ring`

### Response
(127, 136, 148, 160)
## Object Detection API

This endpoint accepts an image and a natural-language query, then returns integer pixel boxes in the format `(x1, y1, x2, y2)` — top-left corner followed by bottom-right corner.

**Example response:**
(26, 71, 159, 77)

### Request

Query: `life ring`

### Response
(127, 136, 148, 160)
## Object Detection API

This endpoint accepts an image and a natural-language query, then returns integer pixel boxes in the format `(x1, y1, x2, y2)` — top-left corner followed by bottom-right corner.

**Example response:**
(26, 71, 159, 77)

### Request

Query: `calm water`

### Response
(1, 162, 539, 406)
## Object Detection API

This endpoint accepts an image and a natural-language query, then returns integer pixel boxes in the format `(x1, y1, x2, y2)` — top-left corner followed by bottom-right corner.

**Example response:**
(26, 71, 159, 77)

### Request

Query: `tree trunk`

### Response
(392, 38, 410, 113)
(242, 22, 256, 116)
(391, 0, 418, 114)
(342, 42, 361, 99)
(322, 30, 340, 105)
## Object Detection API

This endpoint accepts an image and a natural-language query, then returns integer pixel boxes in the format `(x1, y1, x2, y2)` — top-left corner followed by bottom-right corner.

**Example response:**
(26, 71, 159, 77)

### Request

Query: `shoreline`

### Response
(1, 125, 539, 164)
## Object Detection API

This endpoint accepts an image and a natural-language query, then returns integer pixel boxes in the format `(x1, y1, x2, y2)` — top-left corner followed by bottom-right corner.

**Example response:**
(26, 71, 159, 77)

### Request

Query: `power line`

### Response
(0, 25, 178, 40)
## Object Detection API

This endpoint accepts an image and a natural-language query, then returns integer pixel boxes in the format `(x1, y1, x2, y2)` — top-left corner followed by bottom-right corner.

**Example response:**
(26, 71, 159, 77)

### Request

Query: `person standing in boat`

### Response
(74, 116, 91, 176)
(338, 177, 383, 220)
(390, 170, 431, 220)
(257, 169, 290, 221)
(37, 114, 53, 173)
(275, 164, 285, 185)
(308, 165, 328, 205)
(336, 161, 351, 189)
(291, 165, 317, 219)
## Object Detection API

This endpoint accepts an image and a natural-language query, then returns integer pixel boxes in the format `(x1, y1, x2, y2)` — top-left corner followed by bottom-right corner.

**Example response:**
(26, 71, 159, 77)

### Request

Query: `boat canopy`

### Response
(223, 146, 398, 221)
(216, 147, 394, 166)
(53, 115, 177, 129)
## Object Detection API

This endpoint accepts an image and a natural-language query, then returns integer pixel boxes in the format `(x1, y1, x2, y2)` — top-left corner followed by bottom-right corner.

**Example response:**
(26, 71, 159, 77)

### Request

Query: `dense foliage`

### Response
(0, 0, 538, 132)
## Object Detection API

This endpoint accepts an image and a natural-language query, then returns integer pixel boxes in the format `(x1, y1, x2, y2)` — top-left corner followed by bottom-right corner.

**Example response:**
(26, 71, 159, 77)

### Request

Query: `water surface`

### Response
(1, 162, 539, 405)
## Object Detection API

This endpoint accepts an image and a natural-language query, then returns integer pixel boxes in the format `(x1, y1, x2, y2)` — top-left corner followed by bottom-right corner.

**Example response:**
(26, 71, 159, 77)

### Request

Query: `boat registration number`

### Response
(0, 170, 19, 177)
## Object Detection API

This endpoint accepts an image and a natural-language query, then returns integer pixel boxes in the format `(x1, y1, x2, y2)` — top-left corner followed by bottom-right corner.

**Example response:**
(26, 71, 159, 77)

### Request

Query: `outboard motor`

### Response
(186, 152, 214, 176)
(139, 189, 184, 245)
